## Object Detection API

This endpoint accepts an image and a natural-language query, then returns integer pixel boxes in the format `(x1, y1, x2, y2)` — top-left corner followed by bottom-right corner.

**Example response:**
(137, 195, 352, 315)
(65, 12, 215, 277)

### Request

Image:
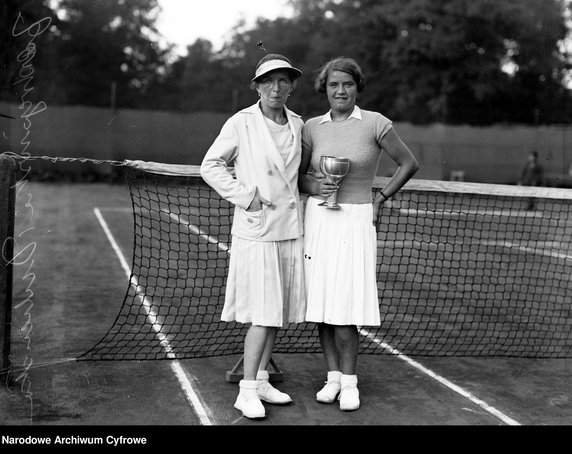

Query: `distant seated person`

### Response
(518, 150, 544, 210)
(518, 150, 544, 187)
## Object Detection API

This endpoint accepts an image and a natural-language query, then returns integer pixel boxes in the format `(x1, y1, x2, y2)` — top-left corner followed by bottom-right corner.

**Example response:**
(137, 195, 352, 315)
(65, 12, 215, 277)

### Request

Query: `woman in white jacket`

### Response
(200, 54, 305, 419)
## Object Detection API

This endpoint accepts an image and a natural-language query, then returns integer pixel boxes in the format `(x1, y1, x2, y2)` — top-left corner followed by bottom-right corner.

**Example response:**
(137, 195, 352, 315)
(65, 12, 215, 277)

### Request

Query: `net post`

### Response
(0, 155, 16, 382)
(225, 355, 284, 383)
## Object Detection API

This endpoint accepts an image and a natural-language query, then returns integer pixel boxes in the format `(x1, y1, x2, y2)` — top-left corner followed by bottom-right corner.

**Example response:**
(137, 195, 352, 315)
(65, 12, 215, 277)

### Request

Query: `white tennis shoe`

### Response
(316, 380, 342, 403)
(235, 380, 266, 419)
(339, 384, 360, 411)
(257, 381, 292, 404)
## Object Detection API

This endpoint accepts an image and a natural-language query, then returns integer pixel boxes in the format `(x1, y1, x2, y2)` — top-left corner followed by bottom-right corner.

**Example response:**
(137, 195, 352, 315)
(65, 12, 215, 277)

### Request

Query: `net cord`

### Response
(2, 152, 570, 200)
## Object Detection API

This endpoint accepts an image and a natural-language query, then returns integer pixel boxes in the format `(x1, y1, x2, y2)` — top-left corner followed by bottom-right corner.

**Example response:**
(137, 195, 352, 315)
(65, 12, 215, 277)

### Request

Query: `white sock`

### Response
(256, 370, 270, 382)
(327, 371, 342, 383)
(340, 374, 358, 386)
(239, 379, 259, 398)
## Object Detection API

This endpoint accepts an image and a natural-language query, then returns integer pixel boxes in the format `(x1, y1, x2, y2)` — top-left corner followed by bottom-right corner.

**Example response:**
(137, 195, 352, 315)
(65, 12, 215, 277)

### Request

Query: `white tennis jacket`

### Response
(200, 102, 304, 242)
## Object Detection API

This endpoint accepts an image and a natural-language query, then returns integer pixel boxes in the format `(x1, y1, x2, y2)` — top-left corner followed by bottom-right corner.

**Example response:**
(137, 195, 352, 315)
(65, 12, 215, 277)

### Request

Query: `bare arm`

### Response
(297, 141, 317, 195)
(297, 142, 338, 198)
(373, 128, 419, 220)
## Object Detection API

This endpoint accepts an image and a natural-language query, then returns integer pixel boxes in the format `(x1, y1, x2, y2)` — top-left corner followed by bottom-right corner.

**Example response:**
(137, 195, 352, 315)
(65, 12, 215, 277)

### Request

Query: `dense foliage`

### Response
(2, 0, 571, 125)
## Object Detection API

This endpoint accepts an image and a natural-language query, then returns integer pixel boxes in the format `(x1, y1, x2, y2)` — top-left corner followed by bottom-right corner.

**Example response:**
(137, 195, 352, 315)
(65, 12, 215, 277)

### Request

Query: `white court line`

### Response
(164, 209, 229, 251)
(99, 206, 229, 251)
(481, 240, 572, 261)
(96, 207, 131, 212)
(359, 329, 521, 425)
(165, 209, 520, 425)
(399, 208, 544, 218)
(378, 239, 572, 261)
(94, 207, 214, 426)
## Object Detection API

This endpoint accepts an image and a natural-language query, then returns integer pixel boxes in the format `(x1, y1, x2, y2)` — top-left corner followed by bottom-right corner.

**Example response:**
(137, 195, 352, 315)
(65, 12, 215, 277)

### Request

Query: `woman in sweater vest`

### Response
(298, 57, 419, 411)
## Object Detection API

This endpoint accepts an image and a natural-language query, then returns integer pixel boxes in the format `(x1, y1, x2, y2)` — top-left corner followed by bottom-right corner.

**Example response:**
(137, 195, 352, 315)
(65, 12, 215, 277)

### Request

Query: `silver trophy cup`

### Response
(319, 156, 350, 209)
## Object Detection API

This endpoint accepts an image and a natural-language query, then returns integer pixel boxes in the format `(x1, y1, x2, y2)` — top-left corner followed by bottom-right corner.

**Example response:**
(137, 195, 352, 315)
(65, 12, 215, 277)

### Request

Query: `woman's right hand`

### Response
(316, 177, 338, 199)
(247, 187, 272, 211)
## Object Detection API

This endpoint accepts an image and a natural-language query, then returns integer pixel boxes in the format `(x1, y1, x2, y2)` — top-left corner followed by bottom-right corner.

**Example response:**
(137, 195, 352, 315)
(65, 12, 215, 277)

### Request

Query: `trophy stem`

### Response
(318, 193, 330, 206)
(327, 190, 341, 209)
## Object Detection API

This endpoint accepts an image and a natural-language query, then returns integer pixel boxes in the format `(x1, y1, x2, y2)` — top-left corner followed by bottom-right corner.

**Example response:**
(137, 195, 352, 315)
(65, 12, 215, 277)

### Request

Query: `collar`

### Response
(241, 101, 301, 119)
(319, 105, 362, 124)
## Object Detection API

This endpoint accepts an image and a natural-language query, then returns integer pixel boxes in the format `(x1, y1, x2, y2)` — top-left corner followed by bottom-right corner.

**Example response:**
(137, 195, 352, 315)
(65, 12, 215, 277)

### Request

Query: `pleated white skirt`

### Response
(304, 196, 380, 326)
(222, 235, 306, 327)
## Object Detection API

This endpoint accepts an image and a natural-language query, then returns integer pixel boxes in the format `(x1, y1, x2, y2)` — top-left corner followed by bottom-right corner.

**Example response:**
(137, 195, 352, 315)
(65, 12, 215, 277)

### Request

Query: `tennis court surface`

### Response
(1, 162, 571, 429)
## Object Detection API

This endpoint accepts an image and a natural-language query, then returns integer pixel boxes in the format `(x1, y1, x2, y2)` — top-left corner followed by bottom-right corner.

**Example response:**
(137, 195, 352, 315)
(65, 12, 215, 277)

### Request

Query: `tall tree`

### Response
(48, 0, 169, 108)
(283, 0, 572, 124)
(216, 15, 334, 116)
(0, 0, 58, 104)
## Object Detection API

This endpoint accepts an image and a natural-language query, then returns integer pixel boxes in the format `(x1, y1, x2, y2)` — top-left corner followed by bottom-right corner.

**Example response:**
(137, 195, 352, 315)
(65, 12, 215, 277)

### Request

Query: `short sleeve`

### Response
(374, 112, 393, 146)
(302, 120, 313, 153)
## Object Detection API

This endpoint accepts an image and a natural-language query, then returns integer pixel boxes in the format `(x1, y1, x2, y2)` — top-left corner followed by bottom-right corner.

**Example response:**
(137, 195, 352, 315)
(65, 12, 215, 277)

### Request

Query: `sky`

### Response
(156, 0, 294, 55)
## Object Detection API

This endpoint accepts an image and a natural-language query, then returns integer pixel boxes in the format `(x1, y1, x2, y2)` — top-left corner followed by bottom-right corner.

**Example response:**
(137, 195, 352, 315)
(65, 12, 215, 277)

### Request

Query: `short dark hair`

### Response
(314, 57, 366, 94)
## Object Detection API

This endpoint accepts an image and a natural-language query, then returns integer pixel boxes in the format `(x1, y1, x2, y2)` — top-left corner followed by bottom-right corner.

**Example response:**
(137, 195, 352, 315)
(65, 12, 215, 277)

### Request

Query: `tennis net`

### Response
(76, 160, 572, 360)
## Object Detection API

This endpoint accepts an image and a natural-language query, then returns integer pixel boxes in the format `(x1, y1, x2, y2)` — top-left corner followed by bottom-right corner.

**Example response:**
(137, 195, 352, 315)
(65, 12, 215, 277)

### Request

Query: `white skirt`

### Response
(304, 196, 380, 326)
(222, 235, 306, 327)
